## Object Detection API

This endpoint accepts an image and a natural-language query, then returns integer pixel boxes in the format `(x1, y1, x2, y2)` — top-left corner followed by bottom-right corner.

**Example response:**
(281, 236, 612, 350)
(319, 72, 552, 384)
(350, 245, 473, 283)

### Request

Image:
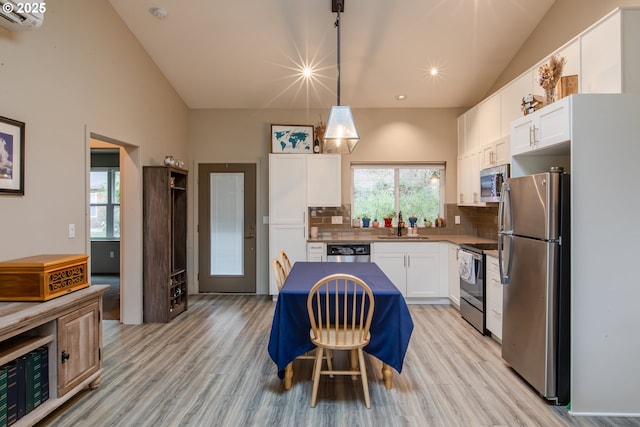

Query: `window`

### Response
(90, 168, 120, 239)
(352, 163, 444, 222)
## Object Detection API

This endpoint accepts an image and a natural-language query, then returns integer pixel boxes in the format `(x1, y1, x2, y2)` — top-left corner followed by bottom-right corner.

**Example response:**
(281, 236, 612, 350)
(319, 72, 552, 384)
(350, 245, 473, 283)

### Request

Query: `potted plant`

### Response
(423, 217, 432, 228)
(408, 215, 418, 227)
(361, 214, 371, 228)
(383, 211, 395, 228)
(371, 218, 380, 228)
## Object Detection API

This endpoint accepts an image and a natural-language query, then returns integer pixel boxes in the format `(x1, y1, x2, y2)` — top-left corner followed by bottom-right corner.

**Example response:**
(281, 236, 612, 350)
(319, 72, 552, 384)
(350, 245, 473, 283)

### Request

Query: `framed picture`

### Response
(0, 116, 25, 195)
(271, 124, 314, 154)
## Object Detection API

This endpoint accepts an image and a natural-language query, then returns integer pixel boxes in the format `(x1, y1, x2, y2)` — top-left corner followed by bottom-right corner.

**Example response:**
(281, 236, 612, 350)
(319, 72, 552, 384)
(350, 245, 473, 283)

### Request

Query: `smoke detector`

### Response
(149, 7, 168, 20)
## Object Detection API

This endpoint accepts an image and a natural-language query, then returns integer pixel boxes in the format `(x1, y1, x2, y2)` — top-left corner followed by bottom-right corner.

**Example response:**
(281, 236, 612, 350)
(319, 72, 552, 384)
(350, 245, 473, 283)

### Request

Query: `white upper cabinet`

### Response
(581, 9, 622, 94)
(500, 71, 533, 137)
(511, 96, 571, 156)
(306, 155, 341, 207)
(269, 154, 306, 224)
(481, 137, 509, 168)
(464, 94, 501, 150)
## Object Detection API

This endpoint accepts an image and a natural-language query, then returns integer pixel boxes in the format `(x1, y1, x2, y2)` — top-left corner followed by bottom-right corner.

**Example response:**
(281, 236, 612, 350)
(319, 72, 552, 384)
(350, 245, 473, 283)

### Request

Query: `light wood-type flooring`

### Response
(37, 295, 639, 426)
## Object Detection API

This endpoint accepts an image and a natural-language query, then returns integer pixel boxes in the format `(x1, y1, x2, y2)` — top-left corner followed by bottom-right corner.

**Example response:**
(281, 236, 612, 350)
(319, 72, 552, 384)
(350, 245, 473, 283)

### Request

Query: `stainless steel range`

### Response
(458, 243, 497, 335)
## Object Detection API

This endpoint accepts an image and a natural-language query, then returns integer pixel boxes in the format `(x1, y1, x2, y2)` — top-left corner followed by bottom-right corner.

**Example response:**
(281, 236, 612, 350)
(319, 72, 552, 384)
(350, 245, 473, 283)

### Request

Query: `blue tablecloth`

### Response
(267, 262, 414, 377)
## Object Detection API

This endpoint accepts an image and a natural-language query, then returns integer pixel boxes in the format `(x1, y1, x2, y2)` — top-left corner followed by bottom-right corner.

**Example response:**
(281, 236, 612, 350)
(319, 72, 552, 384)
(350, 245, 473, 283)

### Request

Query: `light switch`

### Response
(331, 216, 343, 224)
(68, 224, 75, 238)
(454, 216, 461, 225)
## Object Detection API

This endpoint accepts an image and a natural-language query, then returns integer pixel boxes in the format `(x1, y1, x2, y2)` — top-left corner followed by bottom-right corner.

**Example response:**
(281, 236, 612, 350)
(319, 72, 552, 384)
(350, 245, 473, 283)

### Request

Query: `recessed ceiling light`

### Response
(395, 95, 407, 101)
(429, 67, 439, 76)
(149, 7, 168, 20)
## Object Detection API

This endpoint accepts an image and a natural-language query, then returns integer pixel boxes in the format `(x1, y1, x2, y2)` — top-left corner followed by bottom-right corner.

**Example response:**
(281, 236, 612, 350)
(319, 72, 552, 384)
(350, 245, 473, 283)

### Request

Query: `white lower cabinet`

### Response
(307, 242, 326, 262)
(448, 243, 460, 307)
(372, 242, 446, 300)
(485, 254, 502, 340)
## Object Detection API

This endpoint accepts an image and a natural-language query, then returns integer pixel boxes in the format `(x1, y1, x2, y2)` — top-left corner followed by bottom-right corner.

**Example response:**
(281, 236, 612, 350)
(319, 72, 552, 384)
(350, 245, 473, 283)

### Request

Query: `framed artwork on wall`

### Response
(271, 124, 314, 154)
(0, 116, 25, 195)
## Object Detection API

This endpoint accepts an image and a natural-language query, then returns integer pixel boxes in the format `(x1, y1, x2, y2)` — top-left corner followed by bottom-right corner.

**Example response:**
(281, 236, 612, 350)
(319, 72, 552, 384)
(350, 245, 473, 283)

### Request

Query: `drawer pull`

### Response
(61, 350, 70, 364)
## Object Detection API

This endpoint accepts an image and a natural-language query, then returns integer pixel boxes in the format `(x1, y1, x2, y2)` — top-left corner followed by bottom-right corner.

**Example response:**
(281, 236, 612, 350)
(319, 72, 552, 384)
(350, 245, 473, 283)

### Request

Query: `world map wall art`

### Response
(271, 124, 314, 154)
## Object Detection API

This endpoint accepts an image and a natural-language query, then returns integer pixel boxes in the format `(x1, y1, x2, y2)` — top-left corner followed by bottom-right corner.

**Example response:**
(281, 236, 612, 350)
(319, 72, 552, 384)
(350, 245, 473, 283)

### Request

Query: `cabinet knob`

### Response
(61, 350, 70, 364)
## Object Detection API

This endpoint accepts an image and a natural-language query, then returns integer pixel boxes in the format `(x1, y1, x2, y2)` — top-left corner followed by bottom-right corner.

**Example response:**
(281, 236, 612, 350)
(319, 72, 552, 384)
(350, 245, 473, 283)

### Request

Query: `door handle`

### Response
(244, 233, 255, 239)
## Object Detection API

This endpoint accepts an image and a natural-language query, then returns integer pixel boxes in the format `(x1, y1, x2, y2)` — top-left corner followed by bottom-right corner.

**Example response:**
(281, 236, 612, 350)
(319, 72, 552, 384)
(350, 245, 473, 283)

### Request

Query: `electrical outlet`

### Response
(331, 216, 343, 224)
(454, 215, 461, 225)
(68, 224, 75, 238)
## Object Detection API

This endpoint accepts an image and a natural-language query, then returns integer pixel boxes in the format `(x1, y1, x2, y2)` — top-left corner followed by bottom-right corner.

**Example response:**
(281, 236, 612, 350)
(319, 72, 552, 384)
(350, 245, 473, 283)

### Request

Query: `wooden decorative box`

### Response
(558, 75, 578, 99)
(0, 254, 90, 301)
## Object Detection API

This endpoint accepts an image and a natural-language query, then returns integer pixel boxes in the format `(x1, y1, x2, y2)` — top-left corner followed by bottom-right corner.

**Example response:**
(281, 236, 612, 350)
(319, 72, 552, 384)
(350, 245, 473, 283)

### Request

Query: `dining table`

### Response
(267, 261, 414, 390)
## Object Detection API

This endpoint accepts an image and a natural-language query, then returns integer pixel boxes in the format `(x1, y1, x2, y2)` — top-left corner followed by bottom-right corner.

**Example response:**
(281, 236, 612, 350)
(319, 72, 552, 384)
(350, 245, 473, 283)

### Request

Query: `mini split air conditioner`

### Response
(0, 1, 44, 31)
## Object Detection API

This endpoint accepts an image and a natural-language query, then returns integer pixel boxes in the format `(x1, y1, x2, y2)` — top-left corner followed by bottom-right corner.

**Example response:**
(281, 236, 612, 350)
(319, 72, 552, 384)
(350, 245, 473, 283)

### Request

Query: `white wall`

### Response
(188, 107, 463, 294)
(0, 0, 188, 323)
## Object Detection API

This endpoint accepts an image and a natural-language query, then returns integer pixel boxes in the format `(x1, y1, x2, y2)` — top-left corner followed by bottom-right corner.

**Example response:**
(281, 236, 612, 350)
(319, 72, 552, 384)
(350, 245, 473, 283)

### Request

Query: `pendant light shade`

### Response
(323, 0, 359, 154)
(324, 106, 359, 153)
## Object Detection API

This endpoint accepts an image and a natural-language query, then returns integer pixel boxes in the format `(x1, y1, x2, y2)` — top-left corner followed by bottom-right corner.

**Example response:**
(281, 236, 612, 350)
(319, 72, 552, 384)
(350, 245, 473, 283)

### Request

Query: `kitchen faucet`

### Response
(397, 211, 403, 236)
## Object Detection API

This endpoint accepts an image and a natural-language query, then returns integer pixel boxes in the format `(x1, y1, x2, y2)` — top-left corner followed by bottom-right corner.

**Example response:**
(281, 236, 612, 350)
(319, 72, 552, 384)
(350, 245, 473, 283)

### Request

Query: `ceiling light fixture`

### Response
(396, 95, 407, 101)
(323, 0, 360, 154)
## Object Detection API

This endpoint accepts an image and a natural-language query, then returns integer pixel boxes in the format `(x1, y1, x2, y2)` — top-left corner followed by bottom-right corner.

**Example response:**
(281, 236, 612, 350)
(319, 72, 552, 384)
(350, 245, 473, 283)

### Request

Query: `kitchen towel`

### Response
(458, 250, 476, 284)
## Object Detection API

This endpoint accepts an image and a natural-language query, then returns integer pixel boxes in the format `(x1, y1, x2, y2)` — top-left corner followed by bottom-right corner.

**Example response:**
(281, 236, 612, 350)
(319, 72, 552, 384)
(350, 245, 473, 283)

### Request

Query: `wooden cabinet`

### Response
(143, 166, 188, 323)
(372, 242, 446, 300)
(0, 286, 107, 426)
(307, 155, 341, 207)
(510, 96, 571, 156)
(485, 255, 502, 341)
(448, 243, 460, 308)
(57, 300, 101, 396)
(307, 242, 326, 262)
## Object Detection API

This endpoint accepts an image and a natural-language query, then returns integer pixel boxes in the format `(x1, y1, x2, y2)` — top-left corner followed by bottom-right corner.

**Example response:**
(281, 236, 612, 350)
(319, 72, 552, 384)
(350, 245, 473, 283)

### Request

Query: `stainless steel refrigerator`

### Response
(498, 169, 570, 405)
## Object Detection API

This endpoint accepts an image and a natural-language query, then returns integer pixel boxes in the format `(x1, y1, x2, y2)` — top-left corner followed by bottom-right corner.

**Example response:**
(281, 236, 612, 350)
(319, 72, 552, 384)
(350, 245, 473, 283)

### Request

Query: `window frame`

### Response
(350, 162, 446, 221)
(90, 167, 120, 240)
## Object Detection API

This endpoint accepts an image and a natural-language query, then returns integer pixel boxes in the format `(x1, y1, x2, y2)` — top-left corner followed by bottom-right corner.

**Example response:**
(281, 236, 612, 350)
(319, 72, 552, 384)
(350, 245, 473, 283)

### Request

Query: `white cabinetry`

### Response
(269, 154, 342, 294)
(485, 254, 502, 340)
(510, 96, 571, 156)
(307, 242, 326, 262)
(457, 149, 483, 206)
(372, 242, 446, 301)
(481, 137, 509, 168)
(580, 7, 640, 95)
(269, 154, 307, 295)
(307, 155, 341, 207)
(448, 243, 460, 308)
(464, 94, 501, 149)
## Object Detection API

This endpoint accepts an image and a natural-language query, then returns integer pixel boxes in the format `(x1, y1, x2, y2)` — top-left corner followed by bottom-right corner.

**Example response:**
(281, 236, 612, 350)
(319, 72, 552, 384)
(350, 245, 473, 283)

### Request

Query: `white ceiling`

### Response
(109, 0, 555, 110)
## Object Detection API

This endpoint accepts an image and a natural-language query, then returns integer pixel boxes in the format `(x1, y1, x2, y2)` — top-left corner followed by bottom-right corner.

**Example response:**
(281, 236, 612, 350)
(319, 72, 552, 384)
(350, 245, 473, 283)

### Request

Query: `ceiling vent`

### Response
(0, 1, 44, 32)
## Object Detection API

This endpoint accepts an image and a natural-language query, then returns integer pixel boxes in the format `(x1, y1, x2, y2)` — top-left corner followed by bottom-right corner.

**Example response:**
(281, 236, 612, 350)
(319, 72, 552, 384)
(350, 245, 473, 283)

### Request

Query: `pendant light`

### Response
(323, 0, 360, 154)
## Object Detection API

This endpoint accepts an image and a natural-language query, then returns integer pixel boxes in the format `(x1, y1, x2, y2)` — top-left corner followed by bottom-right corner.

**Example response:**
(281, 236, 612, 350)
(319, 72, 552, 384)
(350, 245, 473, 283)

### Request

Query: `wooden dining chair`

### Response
(279, 250, 292, 276)
(273, 258, 287, 291)
(307, 273, 375, 408)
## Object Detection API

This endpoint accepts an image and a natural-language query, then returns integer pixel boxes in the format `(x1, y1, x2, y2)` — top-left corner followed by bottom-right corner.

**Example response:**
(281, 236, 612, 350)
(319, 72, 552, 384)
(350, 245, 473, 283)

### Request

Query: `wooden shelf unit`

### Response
(143, 166, 188, 323)
(0, 285, 107, 426)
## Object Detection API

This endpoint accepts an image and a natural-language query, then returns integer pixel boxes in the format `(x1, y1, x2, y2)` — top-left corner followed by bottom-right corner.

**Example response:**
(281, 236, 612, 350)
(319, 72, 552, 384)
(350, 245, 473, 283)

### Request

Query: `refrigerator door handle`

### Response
(498, 181, 513, 284)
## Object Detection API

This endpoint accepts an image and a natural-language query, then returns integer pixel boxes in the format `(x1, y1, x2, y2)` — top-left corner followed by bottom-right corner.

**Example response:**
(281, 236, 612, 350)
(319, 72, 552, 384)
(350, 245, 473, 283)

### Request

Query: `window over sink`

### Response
(351, 163, 445, 223)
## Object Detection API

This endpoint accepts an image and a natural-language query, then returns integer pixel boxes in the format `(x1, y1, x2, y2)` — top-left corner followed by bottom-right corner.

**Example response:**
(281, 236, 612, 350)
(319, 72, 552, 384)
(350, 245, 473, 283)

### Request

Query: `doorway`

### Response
(89, 141, 121, 320)
(198, 163, 256, 293)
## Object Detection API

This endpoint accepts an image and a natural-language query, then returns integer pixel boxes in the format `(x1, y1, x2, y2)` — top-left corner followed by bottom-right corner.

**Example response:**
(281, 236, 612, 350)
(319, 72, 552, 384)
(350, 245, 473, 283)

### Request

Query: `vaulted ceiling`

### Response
(109, 0, 555, 109)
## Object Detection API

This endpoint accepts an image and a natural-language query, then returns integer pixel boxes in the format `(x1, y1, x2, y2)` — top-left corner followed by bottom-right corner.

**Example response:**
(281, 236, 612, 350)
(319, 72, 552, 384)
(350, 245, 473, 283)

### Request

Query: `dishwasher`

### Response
(326, 244, 371, 262)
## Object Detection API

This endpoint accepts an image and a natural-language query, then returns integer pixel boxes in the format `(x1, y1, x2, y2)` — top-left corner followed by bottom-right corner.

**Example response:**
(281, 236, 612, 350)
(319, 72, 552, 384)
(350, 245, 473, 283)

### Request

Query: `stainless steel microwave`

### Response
(480, 164, 509, 203)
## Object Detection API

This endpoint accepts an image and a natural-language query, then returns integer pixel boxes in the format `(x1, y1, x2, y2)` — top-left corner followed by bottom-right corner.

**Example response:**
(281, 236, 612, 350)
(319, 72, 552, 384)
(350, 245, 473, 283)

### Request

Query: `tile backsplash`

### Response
(308, 203, 498, 240)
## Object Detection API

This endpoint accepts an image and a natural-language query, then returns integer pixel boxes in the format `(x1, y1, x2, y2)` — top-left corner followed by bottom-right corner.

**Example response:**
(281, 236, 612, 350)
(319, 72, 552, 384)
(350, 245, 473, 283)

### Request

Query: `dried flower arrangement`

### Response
(538, 55, 566, 104)
(314, 115, 326, 141)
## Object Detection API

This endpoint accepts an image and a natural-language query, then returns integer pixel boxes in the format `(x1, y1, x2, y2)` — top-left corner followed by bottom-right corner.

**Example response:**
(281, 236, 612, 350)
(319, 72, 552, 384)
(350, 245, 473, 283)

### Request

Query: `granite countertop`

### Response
(308, 232, 497, 246)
